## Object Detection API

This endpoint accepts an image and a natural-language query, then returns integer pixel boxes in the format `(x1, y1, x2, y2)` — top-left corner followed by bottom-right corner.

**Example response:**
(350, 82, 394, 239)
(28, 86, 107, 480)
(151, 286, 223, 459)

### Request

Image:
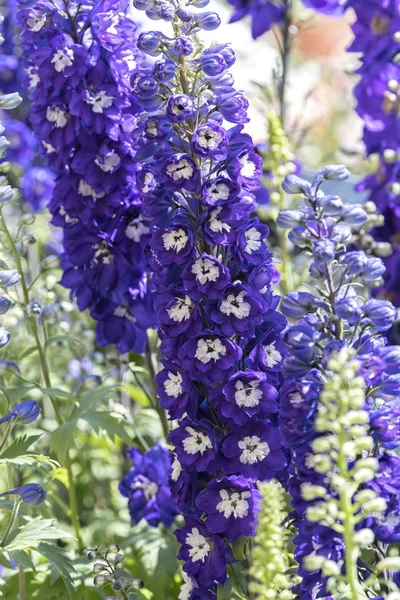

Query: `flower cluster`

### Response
(17, 0, 155, 353)
(226, 0, 346, 40)
(119, 443, 178, 528)
(349, 0, 400, 307)
(127, 2, 288, 595)
(278, 166, 400, 599)
(88, 544, 144, 595)
(249, 480, 296, 600)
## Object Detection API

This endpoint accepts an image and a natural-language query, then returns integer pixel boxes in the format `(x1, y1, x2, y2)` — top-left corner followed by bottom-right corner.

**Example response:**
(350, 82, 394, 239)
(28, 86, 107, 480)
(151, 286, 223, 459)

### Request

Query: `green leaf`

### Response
(50, 421, 77, 461)
(0, 453, 58, 471)
(217, 579, 233, 600)
(6, 549, 35, 571)
(80, 411, 131, 444)
(37, 542, 76, 591)
(0, 434, 42, 459)
(39, 387, 74, 400)
(73, 385, 115, 417)
(5, 518, 73, 551)
(118, 383, 150, 407)
(18, 346, 39, 361)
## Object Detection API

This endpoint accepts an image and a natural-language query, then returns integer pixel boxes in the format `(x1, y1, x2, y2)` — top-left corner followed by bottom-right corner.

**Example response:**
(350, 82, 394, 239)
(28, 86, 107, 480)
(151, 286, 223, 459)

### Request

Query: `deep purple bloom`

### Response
(156, 361, 197, 419)
(221, 421, 287, 480)
(215, 369, 278, 426)
(196, 476, 261, 541)
(169, 418, 217, 472)
(182, 255, 230, 301)
(175, 518, 227, 585)
(178, 334, 242, 381)
(119, 443, 178, 528)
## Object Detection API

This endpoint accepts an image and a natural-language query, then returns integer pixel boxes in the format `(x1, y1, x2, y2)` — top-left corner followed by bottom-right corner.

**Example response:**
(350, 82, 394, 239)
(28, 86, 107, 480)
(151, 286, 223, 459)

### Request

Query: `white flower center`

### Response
(197, 126, 223, 150)
(162, 229, 189, 253)
(179, 573, 195, 600)
(131, 478, 159, 501)
(244, 227, 262, 253)
(195, 338, 226, 364)
(234, 379, 263, 408)
(263, 341, 282, 368)
(220, 290, 250, 319)
(95, 150, 121, 173)
(78, 180, 105, 201)
(166, 158, 194, 181)
(238, 435, 270, 464)
(86, 90, 114, 114)
(26, 66, 40, 88)
(182, 426, 213, 455)
(141, 172, 155, 194)
(191, 257, 219, 285)
(113, 306, 136, 323)
(167, 296, 193, 322)
(240, 154, 256, 178)
(26, 11, 47, 32)
(171, 454, 182, 482)
(378, 511, 400, 529)
(185, 527, 211, 563)
(216, 489, 251, 519)
(289, 392, 304, 405)
(171, 100, 188, 116)
(164, 371, 183, 398)
(146, 120, 158, 136)
(42, 141, 55, 154)
(208, 181, 230, 203)
(46, 106, 67, 128)
(209, 207, 231, 234)
(125, 215, 150, 242)
(51, 48, 74, 73)
(92, 241, 113, 265)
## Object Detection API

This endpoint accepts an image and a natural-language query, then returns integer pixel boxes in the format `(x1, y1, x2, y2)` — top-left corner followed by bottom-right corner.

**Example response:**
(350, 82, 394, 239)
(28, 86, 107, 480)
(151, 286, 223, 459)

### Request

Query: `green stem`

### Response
(18, 565, 26, 600)
(0, 498, 21, 546)
(337, 417, 367, 599)
(145, 344, 169, 441)
(0, 420, 14, 454)
(0, 211, 83, 548)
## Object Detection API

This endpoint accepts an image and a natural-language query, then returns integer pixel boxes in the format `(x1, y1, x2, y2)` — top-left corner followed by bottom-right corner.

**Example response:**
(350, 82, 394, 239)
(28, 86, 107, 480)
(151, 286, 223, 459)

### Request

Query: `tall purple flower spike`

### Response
(17, 0, 155, 353)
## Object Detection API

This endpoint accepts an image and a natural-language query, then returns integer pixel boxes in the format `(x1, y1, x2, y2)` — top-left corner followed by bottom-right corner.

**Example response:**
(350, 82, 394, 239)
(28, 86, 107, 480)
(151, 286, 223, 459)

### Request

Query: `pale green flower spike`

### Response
(303, 348, 386, 600)
(249, 480, 296, 600)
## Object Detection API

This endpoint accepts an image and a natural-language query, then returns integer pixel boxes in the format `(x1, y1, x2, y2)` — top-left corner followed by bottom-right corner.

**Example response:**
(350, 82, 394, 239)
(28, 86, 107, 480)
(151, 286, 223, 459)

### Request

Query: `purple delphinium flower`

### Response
(130, 3, 287, 592)
(278, 166, 400, 599)
(196, 476, 261, 541)
(17, 0, 155, 351)
(175, 517, 227, 585)
(119, 443, 178, 528)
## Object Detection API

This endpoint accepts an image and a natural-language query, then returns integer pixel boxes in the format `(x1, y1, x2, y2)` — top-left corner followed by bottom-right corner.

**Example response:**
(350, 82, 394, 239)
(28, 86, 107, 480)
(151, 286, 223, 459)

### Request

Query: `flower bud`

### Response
(2, 483, 46, 506)
(282, 174, 311, 195)
(276, 209, 304, 228)
(93, 562, 107, 573)
(376, 557, 400, 572)
(0, 93, 22, 110)
(137, 31, 163, 56)
(300, 484, 327, 501)
(321, 560, 341, 576)
(303, 555, 325, 571)
(362, 497, 387, 513)
(0, 328, 10, 348)
(0, 296, 11, 315)
(0, 269, 20, 288)
(194, 12, 221, 30)
(354, 528, 375, 547)
(107, 544, 120, 553)
(0, 400, 40, 425)
(94, 574, 112, 586)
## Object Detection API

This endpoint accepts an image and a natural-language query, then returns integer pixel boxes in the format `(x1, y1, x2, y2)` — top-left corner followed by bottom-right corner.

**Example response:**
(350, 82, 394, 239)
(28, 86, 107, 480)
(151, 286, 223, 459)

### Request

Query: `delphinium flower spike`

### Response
(347, 0, 400, 306)
(17, 0, 155, 352)
(127, 2, 288, 596)
(278, 165, 400, 599)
